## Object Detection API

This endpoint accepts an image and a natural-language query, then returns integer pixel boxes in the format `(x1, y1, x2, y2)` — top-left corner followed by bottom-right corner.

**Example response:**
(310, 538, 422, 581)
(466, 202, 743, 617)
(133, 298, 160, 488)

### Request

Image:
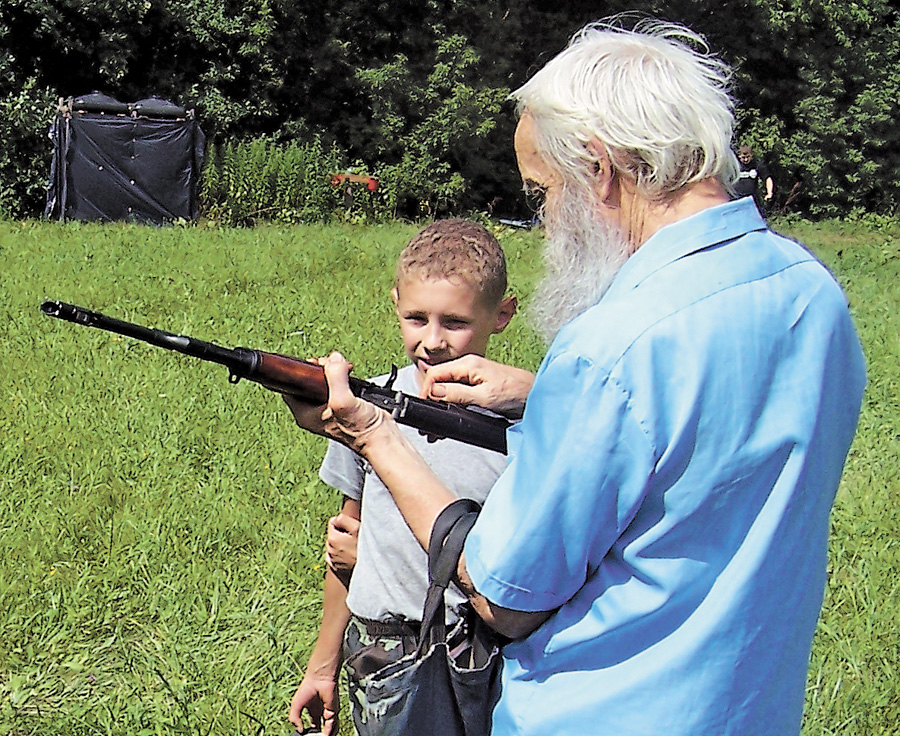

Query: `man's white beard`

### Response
(527, 191, 631, 343)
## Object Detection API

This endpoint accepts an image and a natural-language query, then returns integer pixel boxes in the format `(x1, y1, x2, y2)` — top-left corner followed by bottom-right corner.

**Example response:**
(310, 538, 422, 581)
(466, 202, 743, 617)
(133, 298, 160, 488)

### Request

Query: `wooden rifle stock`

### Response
(247, 352, 330, 402)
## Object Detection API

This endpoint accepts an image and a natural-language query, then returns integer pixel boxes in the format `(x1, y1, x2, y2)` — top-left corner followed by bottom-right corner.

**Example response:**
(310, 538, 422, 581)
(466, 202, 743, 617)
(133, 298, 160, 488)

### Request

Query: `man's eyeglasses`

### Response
(524, 184, 547, 214)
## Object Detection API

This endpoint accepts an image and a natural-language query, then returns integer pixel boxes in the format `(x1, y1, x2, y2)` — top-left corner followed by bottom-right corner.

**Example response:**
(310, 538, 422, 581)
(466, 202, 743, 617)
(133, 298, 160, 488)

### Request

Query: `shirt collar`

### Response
(605, 198, 767, 298)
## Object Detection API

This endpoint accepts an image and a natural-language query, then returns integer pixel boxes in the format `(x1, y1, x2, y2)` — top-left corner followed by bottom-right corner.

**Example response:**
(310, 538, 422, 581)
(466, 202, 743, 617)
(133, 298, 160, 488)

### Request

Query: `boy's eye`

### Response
(444, 319, 470, 330)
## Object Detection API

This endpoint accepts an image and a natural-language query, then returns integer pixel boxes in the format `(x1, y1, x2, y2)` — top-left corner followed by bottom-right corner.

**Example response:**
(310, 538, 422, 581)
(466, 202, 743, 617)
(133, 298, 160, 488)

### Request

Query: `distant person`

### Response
(287, 219, 517, 736)
(735, 144, 774, 210)
(284, 18, 866, 736)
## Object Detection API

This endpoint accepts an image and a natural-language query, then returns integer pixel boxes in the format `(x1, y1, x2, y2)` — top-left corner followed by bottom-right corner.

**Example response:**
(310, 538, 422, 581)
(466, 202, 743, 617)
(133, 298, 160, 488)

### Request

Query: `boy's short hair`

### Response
(396, 219, 508, 307)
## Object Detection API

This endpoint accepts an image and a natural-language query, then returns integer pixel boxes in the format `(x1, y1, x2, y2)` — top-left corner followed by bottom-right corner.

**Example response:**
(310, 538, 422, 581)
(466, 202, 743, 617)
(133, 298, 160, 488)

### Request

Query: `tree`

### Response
(2, 0, 899, 218)
(356, 33, 509, 217)
(719, 0, 900, 216)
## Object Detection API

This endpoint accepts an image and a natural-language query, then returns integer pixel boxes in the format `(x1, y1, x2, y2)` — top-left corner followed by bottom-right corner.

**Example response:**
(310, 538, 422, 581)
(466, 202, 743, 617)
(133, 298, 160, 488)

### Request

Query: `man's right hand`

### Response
(421, 355, 534, 419)
(288, 672, 340, 736)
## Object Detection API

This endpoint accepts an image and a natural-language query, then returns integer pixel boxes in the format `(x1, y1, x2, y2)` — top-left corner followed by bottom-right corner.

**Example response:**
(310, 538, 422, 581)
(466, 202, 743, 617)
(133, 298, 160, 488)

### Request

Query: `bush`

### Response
(0, 78, 57, 218)
(200, 136, 390, 226)
(356, 35, 509, 220)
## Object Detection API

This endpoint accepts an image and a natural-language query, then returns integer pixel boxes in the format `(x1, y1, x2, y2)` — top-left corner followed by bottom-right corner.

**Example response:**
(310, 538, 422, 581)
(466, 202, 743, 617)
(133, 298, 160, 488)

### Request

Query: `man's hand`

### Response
(421, 355, 535, 419)
(283, 352, 389, 452)
(326, 512, 359, 586)
(288, 672, 340, 736)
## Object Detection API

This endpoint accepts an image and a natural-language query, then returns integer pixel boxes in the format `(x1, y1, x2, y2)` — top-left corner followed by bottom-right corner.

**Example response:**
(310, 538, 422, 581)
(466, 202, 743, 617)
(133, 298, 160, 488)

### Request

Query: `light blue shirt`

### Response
(466, 199, 866, 736)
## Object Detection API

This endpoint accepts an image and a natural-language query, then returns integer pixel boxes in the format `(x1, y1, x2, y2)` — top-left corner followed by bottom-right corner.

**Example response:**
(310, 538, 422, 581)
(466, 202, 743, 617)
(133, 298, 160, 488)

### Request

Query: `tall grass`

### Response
(0, 216, 897, 735)
(200, 138, 356, 227)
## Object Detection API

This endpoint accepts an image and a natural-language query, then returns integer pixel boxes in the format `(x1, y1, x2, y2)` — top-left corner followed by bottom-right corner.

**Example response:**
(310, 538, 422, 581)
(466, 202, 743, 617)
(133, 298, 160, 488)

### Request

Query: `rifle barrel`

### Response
(40, 300, 253, 371)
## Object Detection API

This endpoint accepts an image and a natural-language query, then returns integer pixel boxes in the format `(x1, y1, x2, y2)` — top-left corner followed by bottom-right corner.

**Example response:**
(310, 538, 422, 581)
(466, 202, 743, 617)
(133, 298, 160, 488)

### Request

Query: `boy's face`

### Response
(393, 275, 515, 382)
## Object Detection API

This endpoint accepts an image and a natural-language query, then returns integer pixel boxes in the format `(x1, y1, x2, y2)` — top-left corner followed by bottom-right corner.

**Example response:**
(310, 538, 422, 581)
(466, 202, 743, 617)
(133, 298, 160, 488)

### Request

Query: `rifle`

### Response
(40, 300, 510, 454)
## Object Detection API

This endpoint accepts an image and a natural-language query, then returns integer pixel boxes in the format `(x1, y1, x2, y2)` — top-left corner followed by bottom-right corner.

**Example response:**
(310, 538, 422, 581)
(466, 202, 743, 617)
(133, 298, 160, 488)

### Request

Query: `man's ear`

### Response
(586, 140, 617, 206)
(493, 295, 518, 333)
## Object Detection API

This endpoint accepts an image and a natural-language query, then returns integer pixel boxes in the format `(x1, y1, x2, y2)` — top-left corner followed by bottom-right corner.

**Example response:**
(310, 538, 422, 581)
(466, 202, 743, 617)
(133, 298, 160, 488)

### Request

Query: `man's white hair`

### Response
(512, 18, 739, 202)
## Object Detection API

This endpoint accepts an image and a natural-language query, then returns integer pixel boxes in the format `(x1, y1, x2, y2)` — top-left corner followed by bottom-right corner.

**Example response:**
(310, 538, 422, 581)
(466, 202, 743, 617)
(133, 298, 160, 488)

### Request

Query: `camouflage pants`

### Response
(342, 615, 421, 736)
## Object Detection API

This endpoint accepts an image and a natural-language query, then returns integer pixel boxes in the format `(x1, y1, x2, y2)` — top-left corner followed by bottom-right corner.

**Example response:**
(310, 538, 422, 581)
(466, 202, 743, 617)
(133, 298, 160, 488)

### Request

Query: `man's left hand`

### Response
(282, 352, 388, 452)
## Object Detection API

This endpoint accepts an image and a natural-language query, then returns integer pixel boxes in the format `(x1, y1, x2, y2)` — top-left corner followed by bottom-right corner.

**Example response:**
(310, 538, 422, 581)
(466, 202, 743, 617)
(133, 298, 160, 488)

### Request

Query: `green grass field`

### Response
(1, 217, 897, 735)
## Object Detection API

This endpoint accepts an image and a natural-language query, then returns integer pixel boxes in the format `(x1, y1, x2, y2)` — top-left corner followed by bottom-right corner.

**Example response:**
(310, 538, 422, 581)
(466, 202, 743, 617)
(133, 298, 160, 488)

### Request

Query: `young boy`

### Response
(288, 219, 517, 736)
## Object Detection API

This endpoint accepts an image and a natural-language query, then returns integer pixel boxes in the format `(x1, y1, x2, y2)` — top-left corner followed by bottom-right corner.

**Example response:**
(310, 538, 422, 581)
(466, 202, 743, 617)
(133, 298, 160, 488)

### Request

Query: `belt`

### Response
(353, 615, 421, 638)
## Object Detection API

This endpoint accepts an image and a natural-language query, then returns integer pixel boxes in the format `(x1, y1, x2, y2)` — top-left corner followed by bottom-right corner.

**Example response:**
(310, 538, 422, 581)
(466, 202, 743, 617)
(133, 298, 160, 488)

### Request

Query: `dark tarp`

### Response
(44, 93, 205, 225)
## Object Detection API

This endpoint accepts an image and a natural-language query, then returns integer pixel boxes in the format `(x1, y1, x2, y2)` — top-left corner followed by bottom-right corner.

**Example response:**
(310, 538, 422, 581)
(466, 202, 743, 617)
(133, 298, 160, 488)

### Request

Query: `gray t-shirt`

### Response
(319, 364, 509, 622)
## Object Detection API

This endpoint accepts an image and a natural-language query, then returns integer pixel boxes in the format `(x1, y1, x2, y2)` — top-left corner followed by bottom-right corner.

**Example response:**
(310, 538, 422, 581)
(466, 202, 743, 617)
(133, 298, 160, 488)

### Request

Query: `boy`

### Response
(288, 219, 517, 736)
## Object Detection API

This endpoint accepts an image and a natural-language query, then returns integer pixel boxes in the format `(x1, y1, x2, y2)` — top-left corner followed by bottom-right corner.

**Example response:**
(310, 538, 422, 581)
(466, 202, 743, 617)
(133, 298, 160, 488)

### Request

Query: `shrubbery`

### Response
(198, 136, 386, 226)
(0, 78, 56, 219)
(3, 0, 899, 223)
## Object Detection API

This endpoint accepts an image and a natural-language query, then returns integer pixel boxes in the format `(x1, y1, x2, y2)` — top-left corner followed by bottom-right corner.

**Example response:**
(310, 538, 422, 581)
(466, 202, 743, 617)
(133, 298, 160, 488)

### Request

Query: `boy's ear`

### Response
(492, 295, 518, 333)
(391, 286, 400, 314)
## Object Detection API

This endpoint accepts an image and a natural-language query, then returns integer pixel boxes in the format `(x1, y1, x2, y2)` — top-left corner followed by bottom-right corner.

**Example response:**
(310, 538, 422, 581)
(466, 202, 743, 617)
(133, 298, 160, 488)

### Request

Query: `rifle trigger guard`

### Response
(228, 371, 242, 384)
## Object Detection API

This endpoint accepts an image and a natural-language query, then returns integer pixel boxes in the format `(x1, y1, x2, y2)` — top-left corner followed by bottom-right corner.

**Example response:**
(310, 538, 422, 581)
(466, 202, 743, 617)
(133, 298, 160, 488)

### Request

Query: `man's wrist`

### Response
(355, 415, 405, 457)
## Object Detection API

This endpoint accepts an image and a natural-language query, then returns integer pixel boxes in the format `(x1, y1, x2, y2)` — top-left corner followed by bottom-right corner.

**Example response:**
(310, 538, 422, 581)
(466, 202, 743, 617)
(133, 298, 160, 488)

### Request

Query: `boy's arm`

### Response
(289, 498, 361, 736)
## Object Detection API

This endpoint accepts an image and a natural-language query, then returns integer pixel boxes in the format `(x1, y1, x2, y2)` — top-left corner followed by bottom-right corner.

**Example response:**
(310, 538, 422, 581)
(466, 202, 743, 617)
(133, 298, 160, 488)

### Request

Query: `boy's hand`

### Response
(326, 512, 359, 585)
(289, 673, 339, 736)
(421, 355, 534, 419)
(283, 352, 390, 451)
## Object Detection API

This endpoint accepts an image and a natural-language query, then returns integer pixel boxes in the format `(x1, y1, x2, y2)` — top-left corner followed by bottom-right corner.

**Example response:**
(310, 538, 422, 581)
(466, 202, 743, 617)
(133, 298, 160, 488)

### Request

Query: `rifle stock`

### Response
(40, 300, 510, 454)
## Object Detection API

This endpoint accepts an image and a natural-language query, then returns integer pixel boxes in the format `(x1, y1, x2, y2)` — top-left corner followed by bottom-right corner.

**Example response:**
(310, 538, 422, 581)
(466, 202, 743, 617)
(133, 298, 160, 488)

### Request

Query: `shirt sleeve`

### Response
(319, 440, 366, 501)
(465, 348, 656, 612)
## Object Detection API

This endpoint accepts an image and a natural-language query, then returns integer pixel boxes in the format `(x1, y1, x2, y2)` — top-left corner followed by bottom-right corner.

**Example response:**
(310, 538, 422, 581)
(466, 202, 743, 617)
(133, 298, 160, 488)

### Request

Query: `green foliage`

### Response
(166, 0, 283, 135)
(2, 1, 900, 218)
(357, 34, 509, 219)
(1, 0, 152, 89)
(0, 76, 56, 218)
(199, 136, 384, 226)
(733, 0, 900, 217)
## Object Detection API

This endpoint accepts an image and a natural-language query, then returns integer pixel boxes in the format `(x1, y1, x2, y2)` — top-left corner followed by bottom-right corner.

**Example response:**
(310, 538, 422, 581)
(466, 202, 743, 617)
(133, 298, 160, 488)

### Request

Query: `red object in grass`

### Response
(331, 173, 378, 192)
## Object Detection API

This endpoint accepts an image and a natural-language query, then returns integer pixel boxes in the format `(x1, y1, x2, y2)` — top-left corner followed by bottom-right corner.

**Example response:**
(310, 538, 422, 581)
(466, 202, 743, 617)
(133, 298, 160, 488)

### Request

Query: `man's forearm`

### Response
(362, 420, 457, 548)
(360, 420, 551, 639)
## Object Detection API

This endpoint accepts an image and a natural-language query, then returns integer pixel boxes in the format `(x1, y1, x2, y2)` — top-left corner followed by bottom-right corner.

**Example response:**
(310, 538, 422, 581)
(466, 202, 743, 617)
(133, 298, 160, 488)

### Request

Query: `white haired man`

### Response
(285, 18, 866, 736)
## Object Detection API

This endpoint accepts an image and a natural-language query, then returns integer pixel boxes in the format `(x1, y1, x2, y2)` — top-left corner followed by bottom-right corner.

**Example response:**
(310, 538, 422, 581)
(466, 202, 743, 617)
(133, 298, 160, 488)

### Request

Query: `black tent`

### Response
(44, 93, 205, 224)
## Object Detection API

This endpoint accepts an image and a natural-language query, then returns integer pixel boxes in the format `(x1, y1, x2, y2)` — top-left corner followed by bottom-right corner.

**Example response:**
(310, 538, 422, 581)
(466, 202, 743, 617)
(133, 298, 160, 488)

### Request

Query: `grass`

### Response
(0, 219, 544, 735)
(0, 215, 897, 735)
